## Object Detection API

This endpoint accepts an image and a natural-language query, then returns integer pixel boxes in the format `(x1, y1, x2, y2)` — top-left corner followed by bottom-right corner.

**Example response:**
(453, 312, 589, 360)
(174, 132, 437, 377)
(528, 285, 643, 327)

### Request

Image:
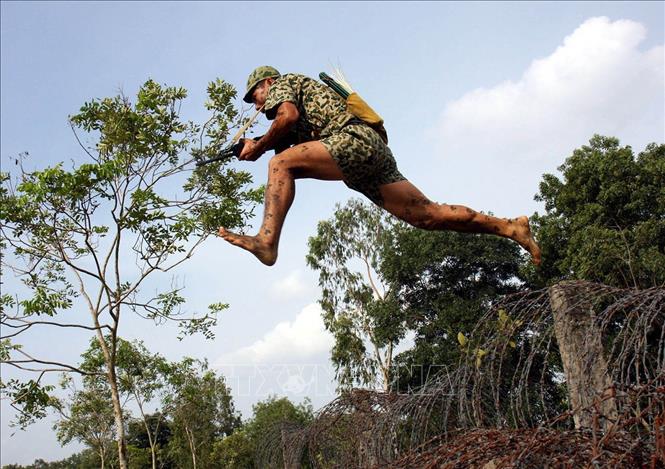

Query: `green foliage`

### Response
(378, 217, 525, 389)
(0, 449, 102, 469)
(163, 358, 241, 469)
(211, 429, 254, 469)
(245, 395, 313, 443)
(530, 135, 665, 287)
(212, 395, 313, 469)
(0, 77, 259, 441)
(53, 375, 116, 468)
(0, 379, 55, 428)
(307, 198, 526, 391)
(306, 199, 408, 389)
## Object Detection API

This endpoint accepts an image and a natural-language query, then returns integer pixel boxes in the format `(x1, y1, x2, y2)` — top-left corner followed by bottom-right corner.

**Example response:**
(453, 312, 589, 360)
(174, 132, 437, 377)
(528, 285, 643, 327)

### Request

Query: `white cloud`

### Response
(214, 303, 333, 365)
(270, 269, 308, 300)
(427, 17, 664, 215)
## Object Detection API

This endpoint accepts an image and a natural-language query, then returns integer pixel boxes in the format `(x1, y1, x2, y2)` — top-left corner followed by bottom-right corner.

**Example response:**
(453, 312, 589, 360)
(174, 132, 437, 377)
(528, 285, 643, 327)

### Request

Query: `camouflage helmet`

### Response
(243, 66, 281, 103)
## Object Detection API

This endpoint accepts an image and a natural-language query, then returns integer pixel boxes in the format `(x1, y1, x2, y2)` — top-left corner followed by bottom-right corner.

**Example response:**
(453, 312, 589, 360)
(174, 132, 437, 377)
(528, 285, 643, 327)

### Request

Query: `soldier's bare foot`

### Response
(218, 227, 277, 266)
(511, 216, 541, 265)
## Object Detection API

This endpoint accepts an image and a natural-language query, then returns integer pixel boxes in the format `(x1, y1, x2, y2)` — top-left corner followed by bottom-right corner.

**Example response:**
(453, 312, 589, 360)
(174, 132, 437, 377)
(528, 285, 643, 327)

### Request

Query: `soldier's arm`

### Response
(251, 130, 298, 153)
(253, 102, 299, 156)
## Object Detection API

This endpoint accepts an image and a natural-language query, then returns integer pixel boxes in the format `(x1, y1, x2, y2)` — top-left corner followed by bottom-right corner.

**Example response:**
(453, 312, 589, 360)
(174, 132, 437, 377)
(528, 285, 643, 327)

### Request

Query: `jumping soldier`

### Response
(218, 66, 541, 266)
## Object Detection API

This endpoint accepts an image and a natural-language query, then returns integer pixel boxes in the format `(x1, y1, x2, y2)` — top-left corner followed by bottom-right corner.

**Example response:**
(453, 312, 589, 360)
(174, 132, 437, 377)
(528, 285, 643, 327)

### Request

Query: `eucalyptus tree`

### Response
(307, 198, 526, 391)
(53, 374, 117, 469)
(306, 198, 408, 390)
(0, 78, 262, 468)
(76, 337, 171, 469)
(163, 358, 240, 469)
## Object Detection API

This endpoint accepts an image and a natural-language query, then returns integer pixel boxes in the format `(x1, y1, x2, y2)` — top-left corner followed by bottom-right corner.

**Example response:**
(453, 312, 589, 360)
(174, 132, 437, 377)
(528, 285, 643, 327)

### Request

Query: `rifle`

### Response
(195, 140, 245, 167)
(194, 104, 265, 167)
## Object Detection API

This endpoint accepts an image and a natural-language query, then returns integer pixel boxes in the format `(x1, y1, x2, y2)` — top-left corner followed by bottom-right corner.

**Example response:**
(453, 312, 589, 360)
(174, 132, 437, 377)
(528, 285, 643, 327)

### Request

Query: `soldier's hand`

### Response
(239, 139, 261, 161)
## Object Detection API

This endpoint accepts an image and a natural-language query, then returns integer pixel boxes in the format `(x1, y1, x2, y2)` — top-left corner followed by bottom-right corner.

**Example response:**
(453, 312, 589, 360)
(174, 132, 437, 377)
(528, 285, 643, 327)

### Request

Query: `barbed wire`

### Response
(257, 281, 664, 468)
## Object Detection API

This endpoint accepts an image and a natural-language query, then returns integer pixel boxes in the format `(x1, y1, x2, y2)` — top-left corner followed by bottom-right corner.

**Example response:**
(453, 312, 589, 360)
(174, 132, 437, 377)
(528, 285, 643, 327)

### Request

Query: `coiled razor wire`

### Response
(256, 282, 664, 468)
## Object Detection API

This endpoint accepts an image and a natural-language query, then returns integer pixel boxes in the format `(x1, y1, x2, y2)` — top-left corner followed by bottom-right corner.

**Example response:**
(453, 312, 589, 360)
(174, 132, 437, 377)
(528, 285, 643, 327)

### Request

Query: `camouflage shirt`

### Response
(263, 73, 355, 142)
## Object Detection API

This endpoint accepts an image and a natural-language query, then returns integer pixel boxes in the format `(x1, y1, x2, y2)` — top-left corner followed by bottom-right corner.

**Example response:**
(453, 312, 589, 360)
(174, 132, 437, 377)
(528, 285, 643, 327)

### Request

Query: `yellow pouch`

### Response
(346, 93, 388, 143)
(347, 93, 384, 125)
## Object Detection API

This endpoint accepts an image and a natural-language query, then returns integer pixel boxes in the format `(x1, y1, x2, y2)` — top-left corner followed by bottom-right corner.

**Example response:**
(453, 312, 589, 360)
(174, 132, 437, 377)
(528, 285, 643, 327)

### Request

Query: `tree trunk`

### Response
(549, 281, 617, 430)
(138, 399, 158, 469)
(185, 426, 197, 469)
(150, 443, 157, 469)
(95, 328, 129, 469)
(108, 368, 129, 469)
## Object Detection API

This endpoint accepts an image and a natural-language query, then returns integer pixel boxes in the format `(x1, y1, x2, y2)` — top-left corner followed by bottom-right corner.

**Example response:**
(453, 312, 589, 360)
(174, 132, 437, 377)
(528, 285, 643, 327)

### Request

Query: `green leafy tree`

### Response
(380, 222, 526, 389)
(126, 414, 173, 469)
(0, 78, 262, 469)
(53, 375, 117, 469)
(306, 199, 408, 390)
(530, 135, 664, 288)
(245, 395, 313, 446)
(163, 358, 240, 469)
(77, 338, 170, 469)
(210, 429, 254, 469)
(307, 198, 525, 391)
(212, 395, 313, 469)
(0, 449, 100, 469)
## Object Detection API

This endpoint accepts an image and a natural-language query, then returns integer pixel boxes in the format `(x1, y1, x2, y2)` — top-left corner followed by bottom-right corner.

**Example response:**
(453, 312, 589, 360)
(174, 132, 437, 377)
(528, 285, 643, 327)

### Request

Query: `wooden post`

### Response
(549, 281, 617, 430)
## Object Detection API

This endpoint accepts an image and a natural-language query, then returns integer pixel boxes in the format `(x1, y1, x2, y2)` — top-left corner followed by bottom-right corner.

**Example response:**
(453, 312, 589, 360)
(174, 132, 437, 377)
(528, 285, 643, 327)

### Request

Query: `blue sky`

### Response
(1, 1, 663, 464)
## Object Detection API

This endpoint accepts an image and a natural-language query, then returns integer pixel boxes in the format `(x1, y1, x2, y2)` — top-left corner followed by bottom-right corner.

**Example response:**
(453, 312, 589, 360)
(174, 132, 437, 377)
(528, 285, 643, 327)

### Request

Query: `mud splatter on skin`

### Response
(466, 208, 474, 214)
(408, 197, 432, 208)
(493, 226, 501, 233)
(450, 206, 458, 211)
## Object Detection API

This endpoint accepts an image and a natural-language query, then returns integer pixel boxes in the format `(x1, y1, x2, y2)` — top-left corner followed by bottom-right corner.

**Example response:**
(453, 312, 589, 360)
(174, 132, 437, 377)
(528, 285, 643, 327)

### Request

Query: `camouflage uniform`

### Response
(263, 73, 405, 205)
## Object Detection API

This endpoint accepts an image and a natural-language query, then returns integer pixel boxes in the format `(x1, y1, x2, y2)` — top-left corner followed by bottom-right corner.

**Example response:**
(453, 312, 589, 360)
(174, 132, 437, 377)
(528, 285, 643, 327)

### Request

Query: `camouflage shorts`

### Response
(321, 124, 406, 205)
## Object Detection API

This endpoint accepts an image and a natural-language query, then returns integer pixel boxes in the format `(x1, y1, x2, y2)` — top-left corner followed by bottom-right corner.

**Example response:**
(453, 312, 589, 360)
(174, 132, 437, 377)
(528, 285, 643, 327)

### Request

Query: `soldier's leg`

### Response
(218, 141, 343, 265)
(378, 180, 542, 264)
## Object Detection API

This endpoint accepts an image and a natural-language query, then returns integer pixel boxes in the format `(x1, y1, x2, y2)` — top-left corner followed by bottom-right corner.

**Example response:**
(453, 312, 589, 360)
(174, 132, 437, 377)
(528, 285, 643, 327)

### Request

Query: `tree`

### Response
(306, 199, 408, 390)
(53, 375, 117, 469)
(1, 78, 262, 469)
(163, 358, 240, 469)
(213, 395, 314, 469)
(0, 449, 100, 469)
(379, 219, 526, 390)
(211, 430, 254, 469)
(307, 198, 526, 391)
(77, 337, 170, 469)
(126, 413, 173, 469)
(245, 395, 313, 445)
(530, 135, 664, 288)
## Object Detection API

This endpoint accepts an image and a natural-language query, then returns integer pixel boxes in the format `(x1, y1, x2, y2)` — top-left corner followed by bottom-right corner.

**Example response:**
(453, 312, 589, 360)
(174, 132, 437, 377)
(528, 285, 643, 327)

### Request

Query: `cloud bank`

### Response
(429, 17, 664, 214)
(270, 270, 309, 300)
(215, 303, 333, 365)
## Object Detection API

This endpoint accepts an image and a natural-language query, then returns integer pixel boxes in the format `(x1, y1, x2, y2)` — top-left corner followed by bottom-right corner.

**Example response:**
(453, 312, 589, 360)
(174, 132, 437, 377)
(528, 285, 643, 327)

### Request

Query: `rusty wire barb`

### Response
(257, 281, 664, 468)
